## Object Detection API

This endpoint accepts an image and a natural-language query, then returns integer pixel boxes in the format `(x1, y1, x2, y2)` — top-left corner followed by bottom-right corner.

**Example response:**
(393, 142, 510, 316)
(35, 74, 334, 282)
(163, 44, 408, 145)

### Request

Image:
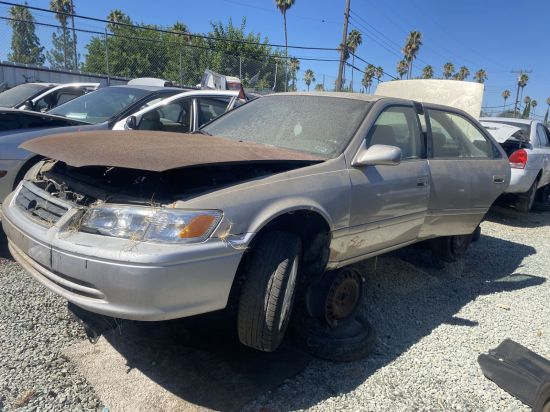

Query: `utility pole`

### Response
(70, 0, 78, 69)
(512, 69, 532, 118)
(335, 0, 351, 92)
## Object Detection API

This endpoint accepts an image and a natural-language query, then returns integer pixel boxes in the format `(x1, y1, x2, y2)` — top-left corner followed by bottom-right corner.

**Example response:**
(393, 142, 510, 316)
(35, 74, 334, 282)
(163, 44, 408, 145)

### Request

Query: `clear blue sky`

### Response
(1, 0, 549, 117)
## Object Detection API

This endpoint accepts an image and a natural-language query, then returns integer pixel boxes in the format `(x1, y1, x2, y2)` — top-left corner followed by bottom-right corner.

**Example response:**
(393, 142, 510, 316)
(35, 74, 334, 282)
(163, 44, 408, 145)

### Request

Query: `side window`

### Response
(137, 97, 164, 111)
(56, 90, 84, 106)
(0, 113, 21, 130)
(367, 106, 424, 160)
(197, 97, 231, 127)
(138, 99, 192, 133)
(536, 124, 550, 147)
(427, 109, 493, 158)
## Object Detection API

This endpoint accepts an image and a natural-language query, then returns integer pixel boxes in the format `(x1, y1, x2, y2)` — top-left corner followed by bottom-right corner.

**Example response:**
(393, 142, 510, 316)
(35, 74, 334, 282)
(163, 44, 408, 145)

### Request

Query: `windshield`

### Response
(49, 86, 151, 124)
(202, 95, 370, 158)
(0, 83, 50, 107)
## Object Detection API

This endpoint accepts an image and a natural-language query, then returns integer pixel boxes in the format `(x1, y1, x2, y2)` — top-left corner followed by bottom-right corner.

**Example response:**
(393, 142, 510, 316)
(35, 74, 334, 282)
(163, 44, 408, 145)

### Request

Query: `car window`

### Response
(367, 106, 424, 160)
(536, 124, 550, 147)
(137, 97, 164, 111)
(202, 95, 371, 158)
(0, 112, 21, 130)
(0, 83, 50, 107)
(197, 97, 231, 127)
(56, 90, 85, 106)
(428, 110, 492, 158)
(138, 98, 192, 133)
(35, 90, 84, 112)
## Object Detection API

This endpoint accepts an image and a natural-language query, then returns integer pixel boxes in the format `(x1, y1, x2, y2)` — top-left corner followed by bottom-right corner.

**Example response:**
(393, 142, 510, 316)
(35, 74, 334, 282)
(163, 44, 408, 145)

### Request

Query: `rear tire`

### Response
(431, 233, 473, 262)
(516, 178, 538, 213)
(472, 225, 481, 242)
(237, 231, 302, 352)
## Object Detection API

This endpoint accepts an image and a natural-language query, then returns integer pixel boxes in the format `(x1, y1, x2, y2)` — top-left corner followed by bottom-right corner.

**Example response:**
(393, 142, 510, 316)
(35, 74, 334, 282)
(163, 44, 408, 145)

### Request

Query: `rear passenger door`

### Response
(421, 108, 508, 237)
(347, 104, 430, 258)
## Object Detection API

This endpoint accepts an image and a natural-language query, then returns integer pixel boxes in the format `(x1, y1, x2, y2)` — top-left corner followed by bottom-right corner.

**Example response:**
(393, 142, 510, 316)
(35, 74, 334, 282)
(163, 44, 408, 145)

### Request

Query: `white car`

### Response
(0, 82, 99, 111)
(481, 117, 550, 212)
(113, 89, 247, 133)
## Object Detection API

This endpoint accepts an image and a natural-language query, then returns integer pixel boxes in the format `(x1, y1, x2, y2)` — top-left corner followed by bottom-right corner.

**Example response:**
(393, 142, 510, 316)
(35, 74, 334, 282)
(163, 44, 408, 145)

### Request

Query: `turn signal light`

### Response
(509, 149, 527, 169)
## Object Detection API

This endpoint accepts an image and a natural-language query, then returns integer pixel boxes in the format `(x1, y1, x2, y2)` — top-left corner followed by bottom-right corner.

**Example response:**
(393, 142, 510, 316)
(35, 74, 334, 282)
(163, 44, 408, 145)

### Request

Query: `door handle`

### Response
(493, 175, 505, 184)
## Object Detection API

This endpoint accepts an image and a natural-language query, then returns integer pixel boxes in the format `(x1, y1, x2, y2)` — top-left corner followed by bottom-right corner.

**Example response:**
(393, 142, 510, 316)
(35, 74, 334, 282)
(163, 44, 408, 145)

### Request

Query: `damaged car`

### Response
(481, 118, 550, 212)
(2, 93, 510, 354)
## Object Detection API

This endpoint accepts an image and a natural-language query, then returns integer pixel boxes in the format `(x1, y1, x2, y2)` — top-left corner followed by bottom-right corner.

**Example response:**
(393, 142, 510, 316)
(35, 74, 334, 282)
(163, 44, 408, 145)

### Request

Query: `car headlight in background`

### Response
(79, 205, 222, 244)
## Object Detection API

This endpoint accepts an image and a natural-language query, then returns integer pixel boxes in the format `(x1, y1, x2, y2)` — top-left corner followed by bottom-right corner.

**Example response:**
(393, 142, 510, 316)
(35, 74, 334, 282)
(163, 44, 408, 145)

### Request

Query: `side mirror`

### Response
(352, 143, 402, 167)
(22, 99, 35, 111)
(125, 115, 137, 130)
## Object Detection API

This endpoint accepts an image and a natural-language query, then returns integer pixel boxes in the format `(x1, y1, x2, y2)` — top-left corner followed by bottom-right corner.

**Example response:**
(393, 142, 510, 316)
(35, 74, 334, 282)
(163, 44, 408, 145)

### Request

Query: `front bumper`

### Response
(1, 184, 247, 321)
(505, 168, 539, 194)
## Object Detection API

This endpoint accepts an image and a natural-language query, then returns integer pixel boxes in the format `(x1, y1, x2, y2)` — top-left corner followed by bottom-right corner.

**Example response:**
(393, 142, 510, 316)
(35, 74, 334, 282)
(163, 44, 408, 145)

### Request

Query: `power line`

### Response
(0, 1, 339, 51)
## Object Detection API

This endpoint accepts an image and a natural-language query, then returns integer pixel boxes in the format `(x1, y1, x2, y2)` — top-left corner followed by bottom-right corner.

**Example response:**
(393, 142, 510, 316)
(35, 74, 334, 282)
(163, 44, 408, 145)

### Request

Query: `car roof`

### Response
(108, 84, 185, 92)
(272, 92, 382, 102)
(480, 117, 533, 125)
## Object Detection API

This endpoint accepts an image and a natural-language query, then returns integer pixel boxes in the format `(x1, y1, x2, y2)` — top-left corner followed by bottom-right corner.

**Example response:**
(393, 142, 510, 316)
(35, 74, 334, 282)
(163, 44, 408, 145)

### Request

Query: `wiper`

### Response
(192, 129, 211, 136)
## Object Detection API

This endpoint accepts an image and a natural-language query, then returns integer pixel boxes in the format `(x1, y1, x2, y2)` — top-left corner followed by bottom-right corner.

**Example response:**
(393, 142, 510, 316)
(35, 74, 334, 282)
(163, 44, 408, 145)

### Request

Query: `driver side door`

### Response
(345, 104, 430, 260)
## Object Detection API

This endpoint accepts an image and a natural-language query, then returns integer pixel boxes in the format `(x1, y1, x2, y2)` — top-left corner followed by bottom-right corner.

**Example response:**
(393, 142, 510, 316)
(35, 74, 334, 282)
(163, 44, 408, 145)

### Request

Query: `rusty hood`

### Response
(20, 130, 324, 171)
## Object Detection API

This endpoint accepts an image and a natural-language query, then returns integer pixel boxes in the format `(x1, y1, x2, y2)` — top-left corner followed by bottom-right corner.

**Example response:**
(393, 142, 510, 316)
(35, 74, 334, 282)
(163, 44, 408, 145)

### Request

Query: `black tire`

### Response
(237, 231, 302, 352)
(292, 309, 376, 362)
(536, 184, 550, 203)
(516, 178, 538, 213)
(431, 233, 473, 262)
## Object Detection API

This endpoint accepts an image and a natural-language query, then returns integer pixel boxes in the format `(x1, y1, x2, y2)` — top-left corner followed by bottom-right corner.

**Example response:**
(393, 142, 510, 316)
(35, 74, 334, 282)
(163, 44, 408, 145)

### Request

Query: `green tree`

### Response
(544, 97, 550, 124)
(397, 59, 408, 79)
(531, 99, 538, 116)
(303, 68, 315, 91)
(362, 64, 376, 93)
(502, 89, 510, 107)
(275, 0, 295, 90)
(443, 62, 455, 79)
(7, 2, 45, 65)
(402, 31, 422, 79)
(48, 0, 77, 69)
(346, 29, 362, 91)
(473, 68, 487, 83)
(314, 83, 325, 91)
(522, 96, 531, 118)
(422, 65, 434, 79)
(289, 57, 300, 91)
(374, 66, 383, 83)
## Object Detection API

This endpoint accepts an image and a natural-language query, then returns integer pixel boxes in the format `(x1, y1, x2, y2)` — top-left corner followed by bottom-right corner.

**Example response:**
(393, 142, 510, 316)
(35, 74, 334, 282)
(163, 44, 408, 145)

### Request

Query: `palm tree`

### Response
(443, 62, 455, 80)
(522, 96, 532, 119)
(455, 66, 470, 81)
(50, 0, 73, 68)
(289, 57, 300, 91)
(303, 69, 315, 91)
(544, 97, 550, 124)
(107, 9, 129, 32)
(502, 89, 511, 108)
(422, 65, 434, 79)
(397, 60, 408, 79)
(275, 0, 295, 91)
(531, 99, 538, 116)
(314, 83, 325, 92)
(362, 65, 375, 93)
(347, 29, 362, 91)
(402, 31, 422, 79)
(374, 66, 384, 83)
(474, 69, 487, 83)
(514, 74, 529, 117)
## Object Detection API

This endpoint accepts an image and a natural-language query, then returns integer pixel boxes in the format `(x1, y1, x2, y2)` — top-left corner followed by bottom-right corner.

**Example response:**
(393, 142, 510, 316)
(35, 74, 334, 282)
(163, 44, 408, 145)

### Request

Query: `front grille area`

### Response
(15, 185, 69, 226)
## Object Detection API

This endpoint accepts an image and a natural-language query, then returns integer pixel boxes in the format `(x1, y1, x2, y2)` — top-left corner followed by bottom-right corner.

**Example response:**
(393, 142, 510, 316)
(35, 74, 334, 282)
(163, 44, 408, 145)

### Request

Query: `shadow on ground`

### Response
(0, 225, 10, 259)
(65, 230, 544, 411)
(486, 201, 550, 229)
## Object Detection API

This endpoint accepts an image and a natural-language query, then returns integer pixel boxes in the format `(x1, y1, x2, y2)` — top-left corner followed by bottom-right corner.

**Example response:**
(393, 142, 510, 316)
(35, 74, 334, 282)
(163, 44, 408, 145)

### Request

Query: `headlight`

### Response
(79, 205, 222, 244)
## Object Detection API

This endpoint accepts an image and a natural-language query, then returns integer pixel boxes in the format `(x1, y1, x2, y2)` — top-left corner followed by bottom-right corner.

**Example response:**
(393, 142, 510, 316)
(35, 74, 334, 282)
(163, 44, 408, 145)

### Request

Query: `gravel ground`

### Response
(0, 232, 102, 411)
(1, 205, 550, 411)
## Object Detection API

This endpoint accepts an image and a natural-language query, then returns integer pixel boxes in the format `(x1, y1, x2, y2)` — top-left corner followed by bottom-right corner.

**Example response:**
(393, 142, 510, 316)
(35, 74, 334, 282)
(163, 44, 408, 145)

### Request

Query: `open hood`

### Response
(20, 130, 323, 172)
(481, 122, 527, 143)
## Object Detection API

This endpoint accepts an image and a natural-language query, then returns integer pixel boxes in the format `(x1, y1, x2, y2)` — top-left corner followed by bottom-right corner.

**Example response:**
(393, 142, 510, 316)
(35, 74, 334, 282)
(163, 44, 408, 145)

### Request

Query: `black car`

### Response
(0, 108, 88, 135)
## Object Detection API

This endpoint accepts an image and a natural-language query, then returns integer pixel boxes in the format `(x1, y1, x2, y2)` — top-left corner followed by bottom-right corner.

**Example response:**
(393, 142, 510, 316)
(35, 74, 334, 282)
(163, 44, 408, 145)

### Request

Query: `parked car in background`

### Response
(0, 82, 99, 111)
(112, 89, 247, 132)
(1, 93, 510, 354)
(0, 108, 89, 135)
(0, 84, 183, 204)
(481, 118, 550, 212)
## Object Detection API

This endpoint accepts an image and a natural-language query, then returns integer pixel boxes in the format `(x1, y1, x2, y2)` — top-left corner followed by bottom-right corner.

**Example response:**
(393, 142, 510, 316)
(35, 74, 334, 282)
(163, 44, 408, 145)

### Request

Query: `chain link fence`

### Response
(0, 5, 317, 93)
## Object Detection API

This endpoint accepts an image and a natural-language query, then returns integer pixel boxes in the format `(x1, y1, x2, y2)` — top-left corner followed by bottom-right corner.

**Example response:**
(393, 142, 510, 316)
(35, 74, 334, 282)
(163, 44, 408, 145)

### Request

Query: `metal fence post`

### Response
(239, 56, 242, 79)
(104, 29, 110, 85)
(179, 37, 183, 86)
